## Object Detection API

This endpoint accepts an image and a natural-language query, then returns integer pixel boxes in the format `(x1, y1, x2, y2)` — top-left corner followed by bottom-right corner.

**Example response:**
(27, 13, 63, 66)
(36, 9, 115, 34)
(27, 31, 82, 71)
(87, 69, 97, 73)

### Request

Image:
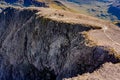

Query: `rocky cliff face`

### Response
(0, 7, 119, 80)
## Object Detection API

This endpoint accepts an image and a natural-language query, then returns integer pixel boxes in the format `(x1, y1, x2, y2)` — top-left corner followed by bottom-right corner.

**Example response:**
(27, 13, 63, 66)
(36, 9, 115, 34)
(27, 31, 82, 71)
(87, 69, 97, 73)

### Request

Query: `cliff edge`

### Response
(0, 7, 120, 80)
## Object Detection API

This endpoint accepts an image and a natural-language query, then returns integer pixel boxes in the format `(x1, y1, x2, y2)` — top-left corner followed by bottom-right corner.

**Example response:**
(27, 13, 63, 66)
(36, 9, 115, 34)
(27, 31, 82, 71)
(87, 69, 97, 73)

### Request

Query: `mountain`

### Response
(0, 6, 120, 80)
(0, 0, 120, 80)
(108, 1, 120, 20)
(57, 0, 120, 21)
(0, 0, 48, 7)
(1, 0, 120, 22)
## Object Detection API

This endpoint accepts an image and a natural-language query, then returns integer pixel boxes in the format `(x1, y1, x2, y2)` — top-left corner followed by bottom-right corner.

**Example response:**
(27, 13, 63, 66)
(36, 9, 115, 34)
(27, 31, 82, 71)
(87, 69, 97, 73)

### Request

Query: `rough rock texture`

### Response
(0, 7, 119, 80)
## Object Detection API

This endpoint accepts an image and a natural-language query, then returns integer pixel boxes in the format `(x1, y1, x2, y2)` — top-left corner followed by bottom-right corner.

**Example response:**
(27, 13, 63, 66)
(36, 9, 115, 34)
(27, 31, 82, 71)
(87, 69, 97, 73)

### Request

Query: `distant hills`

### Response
(64, 0, 120, 21)
(1, 0, 120, 21)
(1, 0, 48, 7)
(108, 1, 120, 20)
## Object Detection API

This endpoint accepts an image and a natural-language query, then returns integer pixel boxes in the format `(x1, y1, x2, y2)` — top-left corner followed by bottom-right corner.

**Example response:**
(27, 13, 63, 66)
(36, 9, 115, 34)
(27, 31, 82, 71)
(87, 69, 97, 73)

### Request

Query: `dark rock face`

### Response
(0, 7, 119, 80)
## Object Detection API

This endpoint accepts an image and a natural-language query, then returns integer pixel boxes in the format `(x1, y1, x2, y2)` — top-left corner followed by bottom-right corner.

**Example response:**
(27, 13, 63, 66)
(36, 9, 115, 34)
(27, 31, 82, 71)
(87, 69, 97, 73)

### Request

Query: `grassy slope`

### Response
(35, 0, 78, 13)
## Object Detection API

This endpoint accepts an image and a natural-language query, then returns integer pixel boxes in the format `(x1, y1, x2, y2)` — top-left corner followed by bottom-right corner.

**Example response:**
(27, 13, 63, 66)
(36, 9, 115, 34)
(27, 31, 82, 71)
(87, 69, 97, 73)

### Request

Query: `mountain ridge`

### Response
(1, 0, 120, 22)
(0, 6, 120, 80)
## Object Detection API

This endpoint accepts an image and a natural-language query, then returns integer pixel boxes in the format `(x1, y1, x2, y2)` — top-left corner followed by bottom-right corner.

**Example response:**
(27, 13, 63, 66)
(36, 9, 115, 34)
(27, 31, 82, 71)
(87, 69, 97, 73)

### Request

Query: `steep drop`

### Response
(0, 7, 119, 80)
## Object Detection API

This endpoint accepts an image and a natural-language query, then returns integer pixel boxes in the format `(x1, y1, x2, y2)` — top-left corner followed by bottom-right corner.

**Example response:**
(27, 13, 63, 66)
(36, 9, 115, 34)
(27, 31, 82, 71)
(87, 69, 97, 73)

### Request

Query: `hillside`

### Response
(1, 0, 120, 22)
(0, 6, 120, 80)
(55, 0, 120, 21)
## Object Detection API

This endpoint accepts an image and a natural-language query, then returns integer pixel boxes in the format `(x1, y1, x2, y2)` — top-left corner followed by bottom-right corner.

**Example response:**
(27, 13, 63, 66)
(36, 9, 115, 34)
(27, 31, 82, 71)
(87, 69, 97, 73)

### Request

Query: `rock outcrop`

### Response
(0, 7, 120, 80)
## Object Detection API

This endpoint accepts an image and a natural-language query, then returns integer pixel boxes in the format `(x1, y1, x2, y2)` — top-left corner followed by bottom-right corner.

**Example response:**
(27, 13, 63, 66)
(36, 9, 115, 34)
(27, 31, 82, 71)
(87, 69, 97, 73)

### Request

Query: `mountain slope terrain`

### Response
(0, 6, 120, 80)
(1, 0, 120, 22)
